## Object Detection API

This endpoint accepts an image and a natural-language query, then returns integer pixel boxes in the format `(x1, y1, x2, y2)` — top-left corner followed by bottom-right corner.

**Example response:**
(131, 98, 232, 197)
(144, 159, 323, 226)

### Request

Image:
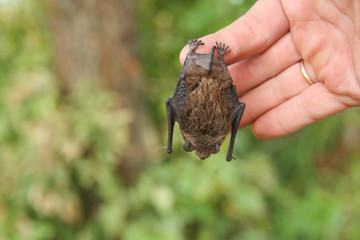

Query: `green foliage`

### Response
(0, 0, 360, 240)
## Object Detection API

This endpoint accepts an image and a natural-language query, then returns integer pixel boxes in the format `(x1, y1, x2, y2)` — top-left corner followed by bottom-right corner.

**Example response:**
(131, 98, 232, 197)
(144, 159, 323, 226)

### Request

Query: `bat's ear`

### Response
(183, 141, 194, 152)
(211, 143, 220, 154)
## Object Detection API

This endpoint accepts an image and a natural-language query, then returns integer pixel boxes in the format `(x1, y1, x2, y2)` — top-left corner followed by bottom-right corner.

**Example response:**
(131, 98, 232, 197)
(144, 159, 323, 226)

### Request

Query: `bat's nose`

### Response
(198, 151, 210, 160)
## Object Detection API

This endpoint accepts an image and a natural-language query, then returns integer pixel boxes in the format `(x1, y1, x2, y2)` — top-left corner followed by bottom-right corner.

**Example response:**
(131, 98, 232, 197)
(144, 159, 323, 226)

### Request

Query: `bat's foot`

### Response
(215, 41, 231, 57)
(188, 39, 204, 51)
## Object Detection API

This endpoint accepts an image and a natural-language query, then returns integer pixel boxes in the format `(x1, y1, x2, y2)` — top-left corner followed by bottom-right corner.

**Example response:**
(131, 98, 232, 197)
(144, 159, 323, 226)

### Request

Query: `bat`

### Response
(165, 39, 245, 161)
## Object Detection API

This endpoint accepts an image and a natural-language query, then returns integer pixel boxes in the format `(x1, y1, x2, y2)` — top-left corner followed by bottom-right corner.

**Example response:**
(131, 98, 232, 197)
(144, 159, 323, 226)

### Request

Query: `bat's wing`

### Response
(165, 97, 176, 153)
(225, 84, 245, 161)
(226, 101, 245, 161)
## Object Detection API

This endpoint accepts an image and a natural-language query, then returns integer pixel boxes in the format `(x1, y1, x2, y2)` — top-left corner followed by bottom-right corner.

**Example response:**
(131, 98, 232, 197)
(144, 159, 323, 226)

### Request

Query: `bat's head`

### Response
(182, 133, 226, 160)
(183, 139, 220, 160)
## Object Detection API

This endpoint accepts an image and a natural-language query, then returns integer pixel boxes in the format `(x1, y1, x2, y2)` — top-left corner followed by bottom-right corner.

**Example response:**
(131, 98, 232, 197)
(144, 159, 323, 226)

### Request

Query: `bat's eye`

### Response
(211, 143, 220, 154)
(183, 141, 194, 152)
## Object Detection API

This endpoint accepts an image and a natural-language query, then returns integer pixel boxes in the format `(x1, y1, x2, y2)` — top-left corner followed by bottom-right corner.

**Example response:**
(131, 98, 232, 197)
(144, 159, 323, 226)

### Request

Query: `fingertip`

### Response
(251, 114, 277, 140)
(252, 118, 284, 140)
(179, 45, 189, 65)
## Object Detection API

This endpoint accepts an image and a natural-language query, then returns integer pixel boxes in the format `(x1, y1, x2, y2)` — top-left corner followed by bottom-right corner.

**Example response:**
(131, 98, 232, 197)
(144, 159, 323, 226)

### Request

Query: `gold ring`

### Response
(300, 60, 314, 85)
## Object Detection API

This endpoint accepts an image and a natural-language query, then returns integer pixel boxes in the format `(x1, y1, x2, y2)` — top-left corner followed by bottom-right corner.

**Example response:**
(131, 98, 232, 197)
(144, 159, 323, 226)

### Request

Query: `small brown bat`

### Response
(165, 39, 245, 161)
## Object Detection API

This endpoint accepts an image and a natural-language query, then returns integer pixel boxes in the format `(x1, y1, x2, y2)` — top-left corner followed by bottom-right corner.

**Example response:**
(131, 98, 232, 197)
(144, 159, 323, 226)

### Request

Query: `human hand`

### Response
(180, 0, 360, 139)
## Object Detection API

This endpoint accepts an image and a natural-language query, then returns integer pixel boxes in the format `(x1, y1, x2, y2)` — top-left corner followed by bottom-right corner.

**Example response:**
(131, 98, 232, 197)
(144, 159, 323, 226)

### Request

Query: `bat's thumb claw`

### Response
(163, 146, 172, 154)
(226, 156, 236, 162)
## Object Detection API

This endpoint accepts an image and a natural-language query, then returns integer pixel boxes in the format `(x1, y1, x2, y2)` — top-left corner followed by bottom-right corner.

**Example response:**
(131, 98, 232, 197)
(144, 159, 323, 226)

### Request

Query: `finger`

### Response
(180, 0, 289, 65)
(229, 33, 301, 93)
(239, 62, 310, 127)
(252, 83, 348, 139)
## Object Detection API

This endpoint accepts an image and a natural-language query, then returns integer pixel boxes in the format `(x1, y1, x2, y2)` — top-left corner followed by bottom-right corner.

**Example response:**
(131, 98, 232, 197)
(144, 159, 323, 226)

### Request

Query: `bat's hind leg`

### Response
(188, 39, 204, 52)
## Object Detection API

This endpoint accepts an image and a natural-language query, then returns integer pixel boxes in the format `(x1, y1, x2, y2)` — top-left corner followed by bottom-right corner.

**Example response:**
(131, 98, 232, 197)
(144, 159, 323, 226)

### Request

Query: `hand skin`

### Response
(180, 0, 360, 140)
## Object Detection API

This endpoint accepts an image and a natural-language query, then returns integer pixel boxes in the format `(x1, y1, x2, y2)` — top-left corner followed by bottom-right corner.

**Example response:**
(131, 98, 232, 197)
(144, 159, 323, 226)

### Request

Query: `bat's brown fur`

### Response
(180, 76, 232, 159)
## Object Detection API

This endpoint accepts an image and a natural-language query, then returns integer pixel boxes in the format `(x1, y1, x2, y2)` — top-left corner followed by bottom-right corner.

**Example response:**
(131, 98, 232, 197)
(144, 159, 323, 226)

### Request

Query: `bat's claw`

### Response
(163, 146, 172, 154)
(226, 156, 236, 162)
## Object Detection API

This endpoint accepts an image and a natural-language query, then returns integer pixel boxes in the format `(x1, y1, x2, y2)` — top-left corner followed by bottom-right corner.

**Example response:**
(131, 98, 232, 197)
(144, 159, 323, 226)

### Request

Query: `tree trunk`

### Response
(46, 0, 150, 184)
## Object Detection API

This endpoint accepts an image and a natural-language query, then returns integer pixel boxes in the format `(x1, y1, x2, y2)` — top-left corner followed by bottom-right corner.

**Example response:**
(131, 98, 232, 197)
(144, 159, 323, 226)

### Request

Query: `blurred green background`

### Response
(1, 0, 360, 239)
